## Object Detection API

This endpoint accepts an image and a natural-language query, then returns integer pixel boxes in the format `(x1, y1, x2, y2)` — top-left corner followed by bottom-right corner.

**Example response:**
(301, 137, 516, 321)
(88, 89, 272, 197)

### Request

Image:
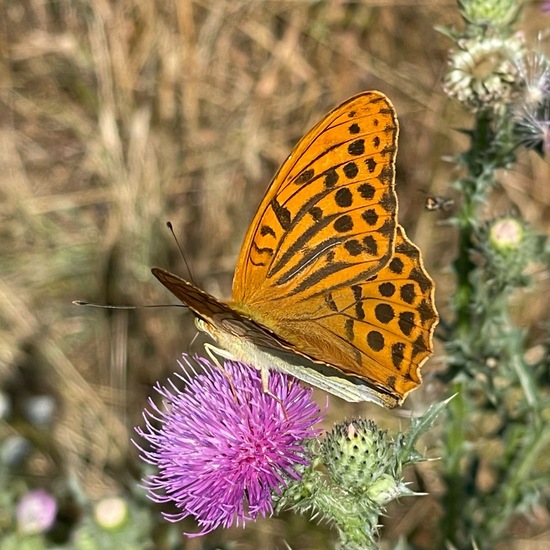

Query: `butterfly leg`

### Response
(203, 342, 233, 366)
(203, 343, 239, 403)
(261, 367, 290, 420)
(204, 343, 289, 418)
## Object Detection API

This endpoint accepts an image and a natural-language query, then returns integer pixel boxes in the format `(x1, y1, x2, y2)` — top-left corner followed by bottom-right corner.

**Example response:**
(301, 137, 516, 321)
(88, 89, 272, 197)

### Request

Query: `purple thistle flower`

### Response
(135, 354, 323, 536)
(16, 489, 57, 534)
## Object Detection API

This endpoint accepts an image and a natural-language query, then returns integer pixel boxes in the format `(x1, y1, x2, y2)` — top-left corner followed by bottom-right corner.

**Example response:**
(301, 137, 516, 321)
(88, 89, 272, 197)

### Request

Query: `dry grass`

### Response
(1, 1, 549, 548)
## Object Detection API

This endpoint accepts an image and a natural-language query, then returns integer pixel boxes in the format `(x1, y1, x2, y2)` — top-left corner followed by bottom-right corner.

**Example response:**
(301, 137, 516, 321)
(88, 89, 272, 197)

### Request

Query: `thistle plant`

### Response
(135, 355, 324, 536)
(275, 401, 448, 549)
(438, 1, 550, 547)
(135, 354, 445, 547)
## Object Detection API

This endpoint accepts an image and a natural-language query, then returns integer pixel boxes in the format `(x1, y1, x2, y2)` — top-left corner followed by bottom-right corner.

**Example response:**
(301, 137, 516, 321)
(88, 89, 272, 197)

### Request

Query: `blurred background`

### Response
(1, 1, 549, 548)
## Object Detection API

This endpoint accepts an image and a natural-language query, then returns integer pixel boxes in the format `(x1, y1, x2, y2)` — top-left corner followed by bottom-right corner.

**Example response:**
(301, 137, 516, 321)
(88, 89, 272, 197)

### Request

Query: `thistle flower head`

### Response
(481, 216, 540, 287)
(513, 47, 550, 154)
(94, 497, 129, 531)
(16, 489, 57, 535)
(458, 0, 522, 29)
(135, 354, 323, 536)
(322, 419, 412, 506)
(488, 217, 524, 252)
(444, 35, 525, 110)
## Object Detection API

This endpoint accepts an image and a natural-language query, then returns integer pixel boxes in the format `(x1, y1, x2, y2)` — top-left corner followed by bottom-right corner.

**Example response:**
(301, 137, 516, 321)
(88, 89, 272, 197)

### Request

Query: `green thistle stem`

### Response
(453, 213, 475, 336)
(452, 110, 498, 340)
(443, 107, 508, 547)
(482, 424, 550, 540)
(441, 51, 547, 549)
(442, 379, 468, 545)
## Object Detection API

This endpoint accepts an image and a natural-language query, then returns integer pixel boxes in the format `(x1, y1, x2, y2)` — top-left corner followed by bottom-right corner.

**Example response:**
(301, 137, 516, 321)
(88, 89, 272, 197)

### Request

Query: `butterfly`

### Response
(153, 91, 438, 408)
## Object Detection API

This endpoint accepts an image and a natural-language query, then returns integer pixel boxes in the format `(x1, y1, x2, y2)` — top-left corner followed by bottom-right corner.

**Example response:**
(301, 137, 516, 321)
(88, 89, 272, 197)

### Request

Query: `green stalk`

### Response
(443, 110, 500, 548)
(441, 379, 467, 545)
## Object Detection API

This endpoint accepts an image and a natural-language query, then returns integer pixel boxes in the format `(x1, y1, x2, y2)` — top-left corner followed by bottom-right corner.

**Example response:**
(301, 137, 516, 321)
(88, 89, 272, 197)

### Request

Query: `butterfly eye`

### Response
(195, 317, 209, 333)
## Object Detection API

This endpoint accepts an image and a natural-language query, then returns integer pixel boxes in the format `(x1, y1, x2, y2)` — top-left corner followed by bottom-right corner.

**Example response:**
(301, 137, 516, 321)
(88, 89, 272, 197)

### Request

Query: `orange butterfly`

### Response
(153, 91, 438, 408)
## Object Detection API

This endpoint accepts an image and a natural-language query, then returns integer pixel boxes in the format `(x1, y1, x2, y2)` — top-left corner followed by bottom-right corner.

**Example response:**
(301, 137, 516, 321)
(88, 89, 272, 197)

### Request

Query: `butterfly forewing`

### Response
(151, 268, 232, 319)
(233, 91, 399, 305)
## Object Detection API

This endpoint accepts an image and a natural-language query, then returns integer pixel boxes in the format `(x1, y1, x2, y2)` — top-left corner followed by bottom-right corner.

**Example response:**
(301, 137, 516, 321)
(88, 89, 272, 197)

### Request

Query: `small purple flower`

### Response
(135, 354, 323, 536)
(16, 489, 57, 534)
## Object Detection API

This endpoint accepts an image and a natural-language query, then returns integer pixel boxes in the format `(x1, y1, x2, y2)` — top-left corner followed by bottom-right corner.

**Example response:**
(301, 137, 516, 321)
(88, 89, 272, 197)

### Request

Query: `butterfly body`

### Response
(152, 266, 396, 406)
(153, 91, 438, 408)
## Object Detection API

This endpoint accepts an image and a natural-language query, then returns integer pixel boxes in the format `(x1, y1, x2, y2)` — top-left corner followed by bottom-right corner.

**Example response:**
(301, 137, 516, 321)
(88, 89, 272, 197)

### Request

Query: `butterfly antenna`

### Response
(72, 301, 184, 309)
(189, 331, 200, 347)
(166, 221, 196, 284)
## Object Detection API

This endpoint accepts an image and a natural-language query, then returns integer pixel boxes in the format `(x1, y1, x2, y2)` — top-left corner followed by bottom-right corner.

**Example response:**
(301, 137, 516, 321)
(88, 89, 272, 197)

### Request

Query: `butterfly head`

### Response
(195, 316, 216, 339)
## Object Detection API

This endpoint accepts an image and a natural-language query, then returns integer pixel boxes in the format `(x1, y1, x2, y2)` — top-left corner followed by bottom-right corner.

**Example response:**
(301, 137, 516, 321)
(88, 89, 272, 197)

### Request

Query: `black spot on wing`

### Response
(362, 209, 379, 226)
(352, 284, 365, 320)
(343, 162, 359, 179)
(335, 187, 353, 207)
(375, 303, 394, 324)
(363, 235, 378, 256)
(348, 139, 365, 156)
(358, 182, 375, 199)
(400, 283, 416, 304)
(323, 167, 339, 188)
(367, 330, 384, 352)
(365, 158, 377, 173)
(295, 169, 315, 185)
(310, 206, 323, 221)
(345, 318, 354, 340)
(389, 257, 404, 274)
(334, 215, 354, 233)
(260, 225, 276, 238)
(270, 198, 291, 230)
(344, 239, 362, 256)
(391, 343, 406, 369)
(398, 311, 415, 337)
(379, 282, 396, 297)
(252, 242, 274, 257)
(325, 293, 338, 311)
